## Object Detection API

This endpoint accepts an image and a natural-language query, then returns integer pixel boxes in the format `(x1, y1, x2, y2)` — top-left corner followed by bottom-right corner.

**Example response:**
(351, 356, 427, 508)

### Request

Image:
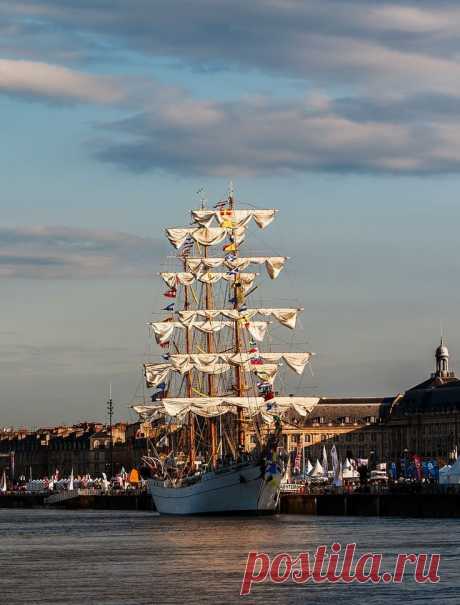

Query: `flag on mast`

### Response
(294, 447, 301, 474)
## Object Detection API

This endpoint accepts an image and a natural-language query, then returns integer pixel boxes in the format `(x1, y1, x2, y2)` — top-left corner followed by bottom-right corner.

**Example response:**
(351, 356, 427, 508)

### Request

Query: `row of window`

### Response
(308, 416, 378, 425)
(287, 431, 378, 444)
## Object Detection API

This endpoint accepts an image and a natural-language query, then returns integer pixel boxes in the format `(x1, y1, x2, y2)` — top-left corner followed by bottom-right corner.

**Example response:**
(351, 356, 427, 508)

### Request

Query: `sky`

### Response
(2, 1, 460, 426)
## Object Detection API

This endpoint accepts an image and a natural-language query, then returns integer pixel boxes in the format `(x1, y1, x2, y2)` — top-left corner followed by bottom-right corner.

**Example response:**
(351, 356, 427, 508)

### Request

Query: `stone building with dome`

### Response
(384, 338, 460, 461)
(245, 339, 460, 465)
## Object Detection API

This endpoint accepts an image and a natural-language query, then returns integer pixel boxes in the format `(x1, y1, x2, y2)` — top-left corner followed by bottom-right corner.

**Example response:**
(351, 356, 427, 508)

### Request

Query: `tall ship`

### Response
(133, 190, 317, 514)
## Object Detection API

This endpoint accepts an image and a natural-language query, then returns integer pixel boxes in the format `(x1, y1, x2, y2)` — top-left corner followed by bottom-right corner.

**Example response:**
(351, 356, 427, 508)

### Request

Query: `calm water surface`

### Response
(0, 509, 458, 604)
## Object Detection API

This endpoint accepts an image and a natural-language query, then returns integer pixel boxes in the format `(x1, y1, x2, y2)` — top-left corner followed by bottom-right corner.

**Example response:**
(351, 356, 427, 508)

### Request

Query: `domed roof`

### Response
(436, 339, 449, 358)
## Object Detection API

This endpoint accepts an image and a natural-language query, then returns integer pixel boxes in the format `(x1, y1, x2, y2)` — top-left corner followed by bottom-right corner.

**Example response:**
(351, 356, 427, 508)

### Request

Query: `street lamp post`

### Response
(403, 448, 409, 478)
(369, 450, 375, 470)
(107, 384, 114, 479)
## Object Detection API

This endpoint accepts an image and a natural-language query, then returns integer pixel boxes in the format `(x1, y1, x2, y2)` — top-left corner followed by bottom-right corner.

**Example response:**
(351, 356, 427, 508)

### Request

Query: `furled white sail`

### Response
(264, 257, 286, 279)
(171, 354, 231, 374)
(159, 271, 257, 290)
(133, 395, 318, 421)
(185, 258, 224, 271)
(134, 397, 264, 420)
(262, 352, 314, 374)
(246, 321, 268, 342)
(185, 256, 287, 280)
(263, 396, 320, 416)
(191, 209, 277, 230)
(149, 320, 270, 344)
(144, 363, 171, 387)
(167, 353, 230, 375)
(253, 364, 279, 383)
(133, 404, 165, 421)
(172, 308, 301, 329)
(161, 397, 264, 418)
(168, 352, 313, 373)
(165, 226, 245, 249)
(267, 309, 298, 329)
(144, 360, 279, 386)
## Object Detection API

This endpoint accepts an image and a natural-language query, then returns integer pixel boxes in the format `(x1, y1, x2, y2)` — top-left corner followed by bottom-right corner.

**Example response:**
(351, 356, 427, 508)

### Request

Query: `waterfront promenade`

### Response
(2, 486, 460, 517)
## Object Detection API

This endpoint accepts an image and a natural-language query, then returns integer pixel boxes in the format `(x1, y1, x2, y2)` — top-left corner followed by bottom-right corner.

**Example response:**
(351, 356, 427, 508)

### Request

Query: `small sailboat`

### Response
(0, 471, 7, 493)
(133, 189, 317, 514)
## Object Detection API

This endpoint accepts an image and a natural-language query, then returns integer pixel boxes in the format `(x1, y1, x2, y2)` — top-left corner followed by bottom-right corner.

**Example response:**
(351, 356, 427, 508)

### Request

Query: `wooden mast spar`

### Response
(229, 191, 247, 453)
(183, 256, 195, 469)
(203, 240, 218, 468)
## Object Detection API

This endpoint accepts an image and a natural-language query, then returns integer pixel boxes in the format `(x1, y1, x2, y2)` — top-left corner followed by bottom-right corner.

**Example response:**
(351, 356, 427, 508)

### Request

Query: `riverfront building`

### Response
(0, 422, 154, 479)
(247, 340, 460, 464)
(2, 341, 460, 477)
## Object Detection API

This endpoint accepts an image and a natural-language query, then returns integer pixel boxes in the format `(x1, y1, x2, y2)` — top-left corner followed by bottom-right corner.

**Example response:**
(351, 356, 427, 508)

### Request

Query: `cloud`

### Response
(0, 58, 126, 104)
(91, 91, 460, 175)
(3, 1, 460, 96)
(2, 2, 460, 175)
(0, 226, 163, 278)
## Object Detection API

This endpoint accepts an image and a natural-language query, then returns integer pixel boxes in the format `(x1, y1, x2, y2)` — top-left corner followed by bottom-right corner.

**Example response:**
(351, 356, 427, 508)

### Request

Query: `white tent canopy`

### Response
(309, 459, 324, 477)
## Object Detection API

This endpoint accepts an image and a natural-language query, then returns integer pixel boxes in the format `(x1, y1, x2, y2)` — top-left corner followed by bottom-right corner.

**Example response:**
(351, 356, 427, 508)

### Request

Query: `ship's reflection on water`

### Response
(0, 509, 458, 604)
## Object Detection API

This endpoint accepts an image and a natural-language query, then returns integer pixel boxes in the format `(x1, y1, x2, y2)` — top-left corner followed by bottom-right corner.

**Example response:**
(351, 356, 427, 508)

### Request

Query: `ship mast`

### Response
(136, 195, 318, 477)
(228, 189, 246, 452)
(204, 241, 218, 467)
(183, 256, 195, 469)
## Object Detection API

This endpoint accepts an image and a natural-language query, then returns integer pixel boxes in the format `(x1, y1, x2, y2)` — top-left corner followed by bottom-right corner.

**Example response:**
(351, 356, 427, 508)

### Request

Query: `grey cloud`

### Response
(91, 92, 460, 176)
(3, 2, 460, 175)
(332, 93, 460, 123)
(0, 226, 163, 278)
(0, 58, 128, 105)
(0, 10, 102, 65)
(3, 1, 460, 94)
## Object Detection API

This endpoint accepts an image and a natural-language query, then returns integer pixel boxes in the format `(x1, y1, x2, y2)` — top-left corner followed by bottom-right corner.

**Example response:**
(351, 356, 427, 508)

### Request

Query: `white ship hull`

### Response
(147, 461, 282, 515)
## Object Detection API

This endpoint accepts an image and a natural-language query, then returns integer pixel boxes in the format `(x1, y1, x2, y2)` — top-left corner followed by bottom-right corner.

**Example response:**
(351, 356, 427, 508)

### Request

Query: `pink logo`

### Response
(240, 543, 441, 595)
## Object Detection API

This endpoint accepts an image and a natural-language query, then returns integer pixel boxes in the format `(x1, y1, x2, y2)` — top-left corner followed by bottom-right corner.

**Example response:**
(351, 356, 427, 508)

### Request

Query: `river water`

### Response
(0, 509, 458, 604)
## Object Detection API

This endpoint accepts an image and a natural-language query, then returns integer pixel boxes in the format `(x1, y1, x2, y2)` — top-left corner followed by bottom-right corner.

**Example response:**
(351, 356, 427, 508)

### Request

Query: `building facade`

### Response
(245, 340, 460, 465)
(2, 341, 460, 477)
(0, 421, 154, 479)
